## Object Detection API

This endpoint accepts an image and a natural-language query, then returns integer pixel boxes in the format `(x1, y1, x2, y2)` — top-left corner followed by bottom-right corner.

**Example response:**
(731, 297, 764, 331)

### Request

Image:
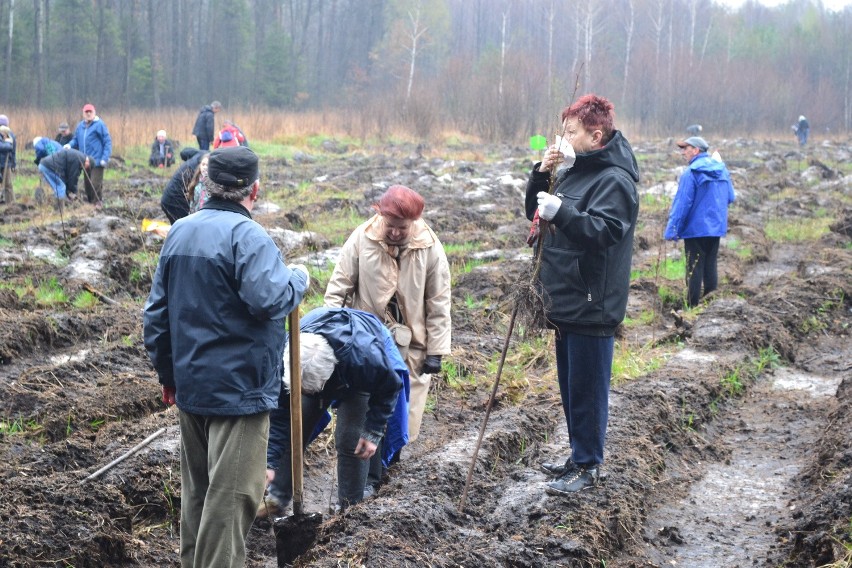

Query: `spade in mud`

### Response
(273, 307, 323, 565)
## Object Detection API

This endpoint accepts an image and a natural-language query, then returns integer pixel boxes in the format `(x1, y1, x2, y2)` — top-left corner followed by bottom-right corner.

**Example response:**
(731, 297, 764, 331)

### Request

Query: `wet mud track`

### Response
(0, 139, 850, 567)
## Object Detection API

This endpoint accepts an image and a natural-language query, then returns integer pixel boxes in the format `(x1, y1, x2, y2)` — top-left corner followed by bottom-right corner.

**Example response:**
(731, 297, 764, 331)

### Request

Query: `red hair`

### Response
(374, 185, 425, 220)
(561, 94, 616, 144)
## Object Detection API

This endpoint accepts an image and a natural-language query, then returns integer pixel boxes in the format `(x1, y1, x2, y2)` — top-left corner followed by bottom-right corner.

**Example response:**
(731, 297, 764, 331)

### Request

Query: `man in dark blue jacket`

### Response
(192, 101, 221, 150)
(262, 307, 408, 516)
(68, 103, 111, 206)
(526, 94, 639, 496)
(665, 136, 736, 308)
(143, 146, 309, 567)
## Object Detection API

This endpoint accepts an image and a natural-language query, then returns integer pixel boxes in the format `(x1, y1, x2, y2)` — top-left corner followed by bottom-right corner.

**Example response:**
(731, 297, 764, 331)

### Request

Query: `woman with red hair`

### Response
(325, 185, 451, 490)
(526, 94, 639, 496)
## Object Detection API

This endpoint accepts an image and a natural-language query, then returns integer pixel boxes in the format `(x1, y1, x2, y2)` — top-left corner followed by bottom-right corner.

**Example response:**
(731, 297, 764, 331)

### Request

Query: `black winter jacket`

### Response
(40, 148, 90, 196)
(160, 151, 206, 223)
(149, 138, 175, 167)
(192, 105, 215, 140)
(525, 130, 639, 336)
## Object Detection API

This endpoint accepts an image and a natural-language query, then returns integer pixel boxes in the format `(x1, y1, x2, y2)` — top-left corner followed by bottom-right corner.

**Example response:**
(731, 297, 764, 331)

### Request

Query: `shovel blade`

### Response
(273, 512, 323, 566)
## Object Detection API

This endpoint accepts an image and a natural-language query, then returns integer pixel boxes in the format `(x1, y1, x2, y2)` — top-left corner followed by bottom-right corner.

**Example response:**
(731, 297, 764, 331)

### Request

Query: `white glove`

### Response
(63, 143, 71, 149)
(537, 192, 562, 221)
(289, 264, 310, 289)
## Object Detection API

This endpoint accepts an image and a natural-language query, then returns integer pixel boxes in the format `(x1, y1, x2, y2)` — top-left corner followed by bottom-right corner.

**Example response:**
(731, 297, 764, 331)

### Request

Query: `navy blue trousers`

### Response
(554, 331, 614, 466)
(684, 236, 720, 308)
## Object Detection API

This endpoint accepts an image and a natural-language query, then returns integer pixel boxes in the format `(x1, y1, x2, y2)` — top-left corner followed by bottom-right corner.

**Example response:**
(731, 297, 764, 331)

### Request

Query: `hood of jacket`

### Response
(563, 130, 640, 185)
(688, 153, 727, 183)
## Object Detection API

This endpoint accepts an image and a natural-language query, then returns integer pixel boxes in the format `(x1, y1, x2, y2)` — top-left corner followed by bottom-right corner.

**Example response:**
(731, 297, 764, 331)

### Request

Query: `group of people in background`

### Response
(4, 103, 113, 207)
(0, 99, 249, 211)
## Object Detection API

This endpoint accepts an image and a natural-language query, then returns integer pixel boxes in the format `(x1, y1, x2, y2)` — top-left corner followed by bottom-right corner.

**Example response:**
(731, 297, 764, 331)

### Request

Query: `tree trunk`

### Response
(148, 0, 161, 108)
(124, 1, 134, 107)
(95, 0, 105, 94)
(498, 8, 509, 102)
(581, 3, 595, 89)
(34, 0, 44, 106)
(404, 4, 427, 113)
(546, 0, 555, 103)
(4, 0, 14, 103)
(621, 0, 634, 107)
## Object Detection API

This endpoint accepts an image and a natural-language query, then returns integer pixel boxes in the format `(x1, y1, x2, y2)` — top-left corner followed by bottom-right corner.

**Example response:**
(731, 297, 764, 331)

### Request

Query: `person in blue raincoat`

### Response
(33, 136, 62, 166)
(665, 136, 736, 307)
(68, 103, 111, 206)
(261, 307, 408, 516)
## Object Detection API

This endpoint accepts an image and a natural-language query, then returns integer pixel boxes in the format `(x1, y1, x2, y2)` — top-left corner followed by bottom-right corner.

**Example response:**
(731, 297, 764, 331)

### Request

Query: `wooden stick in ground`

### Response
(288, 307, 305, 516)
(83, 283, 119, 305)
(458, 302, 520, 512)
(81, 427, 167, 482)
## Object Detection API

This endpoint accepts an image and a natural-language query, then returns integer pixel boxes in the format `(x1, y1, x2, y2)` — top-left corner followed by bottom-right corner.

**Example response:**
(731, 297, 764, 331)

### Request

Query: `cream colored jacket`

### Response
(324, 214, 452, 371)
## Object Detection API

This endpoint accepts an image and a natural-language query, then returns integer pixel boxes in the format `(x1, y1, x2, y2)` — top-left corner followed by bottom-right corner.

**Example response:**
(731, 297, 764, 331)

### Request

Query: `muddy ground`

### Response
(0, 137, 849, 567)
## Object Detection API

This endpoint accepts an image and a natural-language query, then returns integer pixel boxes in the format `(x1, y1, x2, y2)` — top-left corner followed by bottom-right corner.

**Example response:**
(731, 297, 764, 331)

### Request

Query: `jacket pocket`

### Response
(386, 322, 412, 360)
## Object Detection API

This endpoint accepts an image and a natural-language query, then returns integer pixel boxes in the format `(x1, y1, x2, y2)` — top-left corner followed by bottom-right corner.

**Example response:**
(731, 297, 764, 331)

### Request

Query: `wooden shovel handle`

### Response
(288, 307, 304, 516)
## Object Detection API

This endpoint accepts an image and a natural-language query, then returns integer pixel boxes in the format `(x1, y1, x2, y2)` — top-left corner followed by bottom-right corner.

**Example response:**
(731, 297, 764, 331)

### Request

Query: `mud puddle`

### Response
(627, 360, 842, 567)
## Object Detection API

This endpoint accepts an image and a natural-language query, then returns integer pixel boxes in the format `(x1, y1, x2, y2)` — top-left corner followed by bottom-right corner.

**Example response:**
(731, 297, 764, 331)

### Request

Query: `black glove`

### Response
(421, 355, 442, 375)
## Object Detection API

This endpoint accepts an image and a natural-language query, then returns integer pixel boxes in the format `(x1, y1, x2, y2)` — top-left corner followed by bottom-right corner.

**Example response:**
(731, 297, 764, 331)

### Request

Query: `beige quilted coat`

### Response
(325, 214, 451, 441)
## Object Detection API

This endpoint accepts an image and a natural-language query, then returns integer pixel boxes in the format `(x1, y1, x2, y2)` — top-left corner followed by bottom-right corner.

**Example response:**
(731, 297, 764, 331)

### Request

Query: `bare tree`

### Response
(620, 0, 635, 106)
(3, 0, 14, 103)
(402, 1, 428, 112)
(579, 2, 600, 89)
(33, 0, 44, 107)
(95, 0, 106, 95)
(688, 0, 697, 65)
(148, 0, 161, 108)
(545, 0, 556, 102)
(498, 3, 511, 103)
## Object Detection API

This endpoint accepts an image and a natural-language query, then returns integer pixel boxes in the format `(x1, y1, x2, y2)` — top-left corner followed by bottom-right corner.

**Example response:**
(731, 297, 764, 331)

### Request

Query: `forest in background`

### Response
(1, 0, 851, 142)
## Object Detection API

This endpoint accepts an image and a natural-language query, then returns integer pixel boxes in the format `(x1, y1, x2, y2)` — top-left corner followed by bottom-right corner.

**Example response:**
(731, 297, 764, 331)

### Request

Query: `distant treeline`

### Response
(1, 0, 850, 140)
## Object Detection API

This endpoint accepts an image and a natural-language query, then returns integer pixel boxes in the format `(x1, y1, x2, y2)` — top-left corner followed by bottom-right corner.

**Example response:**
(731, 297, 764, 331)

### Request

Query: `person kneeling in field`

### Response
(260, 307, 409, 517)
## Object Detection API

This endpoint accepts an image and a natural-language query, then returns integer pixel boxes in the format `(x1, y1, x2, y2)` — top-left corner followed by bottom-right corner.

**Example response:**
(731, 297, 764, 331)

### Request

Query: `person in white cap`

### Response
(148, 129, 175, 168)
(795, 115, 810, 146)
(665, 136, 736, 308)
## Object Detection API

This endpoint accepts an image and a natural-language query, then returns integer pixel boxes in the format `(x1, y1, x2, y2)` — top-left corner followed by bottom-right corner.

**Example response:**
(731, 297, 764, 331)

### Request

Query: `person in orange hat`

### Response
(67, 103, 111, 207)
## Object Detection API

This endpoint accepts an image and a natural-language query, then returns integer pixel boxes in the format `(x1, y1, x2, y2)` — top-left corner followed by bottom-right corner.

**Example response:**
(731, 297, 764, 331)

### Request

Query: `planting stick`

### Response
(83, 283, 119, 306)
(82, 427, 167, 482)
(458, 302, 519, 512)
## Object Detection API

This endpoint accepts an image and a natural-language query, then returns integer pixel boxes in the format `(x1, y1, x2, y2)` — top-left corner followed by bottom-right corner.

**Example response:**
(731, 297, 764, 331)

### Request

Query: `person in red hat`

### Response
(67, 103, 111, 207)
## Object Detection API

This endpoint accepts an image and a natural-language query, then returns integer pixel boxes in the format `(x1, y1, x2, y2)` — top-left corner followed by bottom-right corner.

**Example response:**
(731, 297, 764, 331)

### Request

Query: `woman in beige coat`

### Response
(325, 185, 451, 445)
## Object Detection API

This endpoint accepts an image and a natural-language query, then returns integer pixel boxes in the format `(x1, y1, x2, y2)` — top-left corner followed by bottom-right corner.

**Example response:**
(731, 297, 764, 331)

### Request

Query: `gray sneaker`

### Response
(540, 458, 575, 478)
(545, 466, 600, 495)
